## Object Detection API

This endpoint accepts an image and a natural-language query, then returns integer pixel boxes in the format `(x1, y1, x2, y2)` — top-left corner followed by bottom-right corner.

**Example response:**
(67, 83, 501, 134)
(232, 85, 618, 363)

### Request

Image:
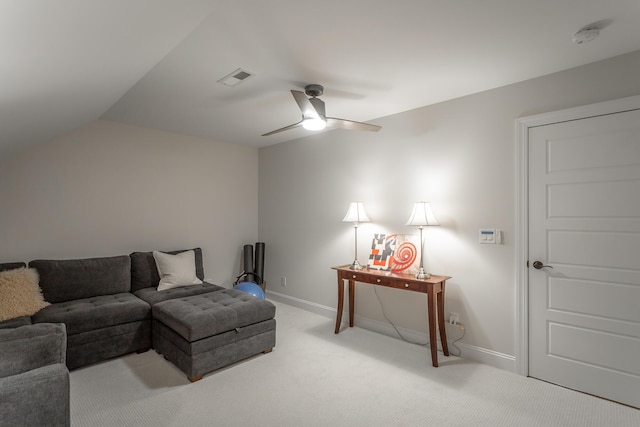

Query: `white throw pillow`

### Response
(153, 250, 203, 291)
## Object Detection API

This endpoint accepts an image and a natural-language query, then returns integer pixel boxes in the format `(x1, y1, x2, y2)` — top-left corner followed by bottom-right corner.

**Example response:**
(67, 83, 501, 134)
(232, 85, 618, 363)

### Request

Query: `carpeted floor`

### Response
(70, 301, 639, 426)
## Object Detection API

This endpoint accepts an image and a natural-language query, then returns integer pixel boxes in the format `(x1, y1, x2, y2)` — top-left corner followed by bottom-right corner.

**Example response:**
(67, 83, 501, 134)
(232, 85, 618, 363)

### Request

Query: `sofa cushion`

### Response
(130, 248, 204, 292)
(133, 282, 224, 306)
(29, 255, 131, 303)
(32, 293, 150, 336)
(0, 262, 27, 272)
(0, 268, 50, 321)
(153, 250, 203, 291)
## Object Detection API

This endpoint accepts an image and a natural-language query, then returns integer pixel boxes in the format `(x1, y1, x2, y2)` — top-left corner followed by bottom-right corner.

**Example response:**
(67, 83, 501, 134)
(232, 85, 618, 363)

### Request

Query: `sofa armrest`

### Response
(0, 363, 70, 427)
(0, 323, 67, 378)
(0, 315, 32, 329)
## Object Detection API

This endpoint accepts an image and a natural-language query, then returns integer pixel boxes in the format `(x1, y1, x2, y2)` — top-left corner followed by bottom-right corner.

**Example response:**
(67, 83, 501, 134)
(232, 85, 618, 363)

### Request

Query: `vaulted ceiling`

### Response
(2, 1, 639, 158)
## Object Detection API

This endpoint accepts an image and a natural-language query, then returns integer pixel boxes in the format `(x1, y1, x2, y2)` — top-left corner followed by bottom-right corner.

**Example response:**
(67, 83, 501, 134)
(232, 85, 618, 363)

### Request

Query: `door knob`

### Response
(532, 261, 553, 269)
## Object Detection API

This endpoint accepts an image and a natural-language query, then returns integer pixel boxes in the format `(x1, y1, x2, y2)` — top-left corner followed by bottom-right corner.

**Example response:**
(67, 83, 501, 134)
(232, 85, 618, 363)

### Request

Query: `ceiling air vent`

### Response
(217, 68, 254, 87)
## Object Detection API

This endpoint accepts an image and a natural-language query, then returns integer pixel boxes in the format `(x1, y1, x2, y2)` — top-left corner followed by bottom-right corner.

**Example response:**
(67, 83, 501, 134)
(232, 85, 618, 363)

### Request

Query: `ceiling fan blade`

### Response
(309, 97, 326, 118)
(326, 117, 381, 132)
(261, 120, 303, 136)
(291, 90, 320, 120)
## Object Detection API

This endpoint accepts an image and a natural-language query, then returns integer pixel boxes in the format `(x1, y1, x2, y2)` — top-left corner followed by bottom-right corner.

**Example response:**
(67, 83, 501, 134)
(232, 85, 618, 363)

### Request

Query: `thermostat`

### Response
(479, 229, 501, 244)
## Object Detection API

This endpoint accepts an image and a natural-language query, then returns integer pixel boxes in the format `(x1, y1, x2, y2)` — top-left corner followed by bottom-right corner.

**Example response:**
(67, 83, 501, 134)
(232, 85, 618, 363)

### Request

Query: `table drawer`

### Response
(345, 273, 391, 286)
(339, 270, 430, 292)
(343, 272, 369, 282)
(370, 276, 388, 285)
(387, 280, 426, 292)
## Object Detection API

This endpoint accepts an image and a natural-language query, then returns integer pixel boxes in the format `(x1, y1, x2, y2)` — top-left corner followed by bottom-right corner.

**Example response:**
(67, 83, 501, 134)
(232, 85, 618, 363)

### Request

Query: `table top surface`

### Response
(332, 265, 451, 283)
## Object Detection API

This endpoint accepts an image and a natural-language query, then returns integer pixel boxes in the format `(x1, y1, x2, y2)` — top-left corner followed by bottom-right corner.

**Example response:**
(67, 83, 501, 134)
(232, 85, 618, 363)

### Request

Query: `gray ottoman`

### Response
(152, 289, 276, 381)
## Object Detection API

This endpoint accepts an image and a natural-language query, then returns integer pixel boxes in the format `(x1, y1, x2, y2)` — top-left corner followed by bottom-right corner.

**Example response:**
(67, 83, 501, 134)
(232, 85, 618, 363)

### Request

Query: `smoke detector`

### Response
(572, 26, 600, 44)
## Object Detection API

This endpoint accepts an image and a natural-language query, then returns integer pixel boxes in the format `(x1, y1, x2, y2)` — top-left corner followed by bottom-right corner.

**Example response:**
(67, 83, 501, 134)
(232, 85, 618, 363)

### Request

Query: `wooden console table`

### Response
(332, 265, 451, 367)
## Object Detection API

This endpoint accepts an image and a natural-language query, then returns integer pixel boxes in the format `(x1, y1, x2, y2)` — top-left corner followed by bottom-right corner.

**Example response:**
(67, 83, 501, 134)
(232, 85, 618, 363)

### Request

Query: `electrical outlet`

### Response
(449, 312, 460, 325)
(281, 276, 287, 287)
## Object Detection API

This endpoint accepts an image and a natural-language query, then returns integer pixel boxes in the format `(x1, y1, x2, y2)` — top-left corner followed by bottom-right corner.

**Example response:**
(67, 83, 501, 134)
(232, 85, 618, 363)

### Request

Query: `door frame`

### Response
(515, 94, 640, 376)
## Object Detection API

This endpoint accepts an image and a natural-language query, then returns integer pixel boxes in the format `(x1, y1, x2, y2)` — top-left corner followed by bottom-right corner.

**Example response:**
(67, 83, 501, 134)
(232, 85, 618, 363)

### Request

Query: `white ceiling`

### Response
(2, 1, 640, 158)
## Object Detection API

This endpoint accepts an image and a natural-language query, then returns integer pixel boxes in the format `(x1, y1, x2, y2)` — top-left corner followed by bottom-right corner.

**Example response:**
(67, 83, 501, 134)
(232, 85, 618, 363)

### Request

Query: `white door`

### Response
(528, 108, 640, 408)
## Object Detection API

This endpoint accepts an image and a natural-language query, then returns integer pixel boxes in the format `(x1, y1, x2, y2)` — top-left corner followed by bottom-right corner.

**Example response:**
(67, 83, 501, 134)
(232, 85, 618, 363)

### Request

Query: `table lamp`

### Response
(406, 202, 439, 279)
(343, 202, 370, 270)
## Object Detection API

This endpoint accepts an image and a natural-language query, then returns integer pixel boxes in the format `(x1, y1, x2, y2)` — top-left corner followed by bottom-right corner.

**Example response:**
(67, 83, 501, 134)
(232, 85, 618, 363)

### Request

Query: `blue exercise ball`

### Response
(234, 281, 265, 299)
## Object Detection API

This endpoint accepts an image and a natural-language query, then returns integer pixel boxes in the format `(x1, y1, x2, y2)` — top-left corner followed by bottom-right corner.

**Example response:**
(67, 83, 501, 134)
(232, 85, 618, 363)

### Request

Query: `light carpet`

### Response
(70, 301, 639, 426)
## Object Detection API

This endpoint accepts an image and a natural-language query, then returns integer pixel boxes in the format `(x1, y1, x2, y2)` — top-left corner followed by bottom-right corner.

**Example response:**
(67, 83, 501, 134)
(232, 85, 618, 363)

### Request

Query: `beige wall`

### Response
(258, 50, 640, 367)
(0, 120, 258, 286)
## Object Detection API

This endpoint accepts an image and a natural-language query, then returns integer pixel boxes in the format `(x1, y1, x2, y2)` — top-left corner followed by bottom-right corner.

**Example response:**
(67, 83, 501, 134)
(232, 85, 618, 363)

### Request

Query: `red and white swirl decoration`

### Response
(391, 242, 417, 272)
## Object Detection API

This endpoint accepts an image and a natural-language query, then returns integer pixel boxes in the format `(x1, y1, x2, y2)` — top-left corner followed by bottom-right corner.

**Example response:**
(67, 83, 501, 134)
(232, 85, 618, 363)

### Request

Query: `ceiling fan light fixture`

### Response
(262, 84, 381, 136)
(302, 117, 327, 131)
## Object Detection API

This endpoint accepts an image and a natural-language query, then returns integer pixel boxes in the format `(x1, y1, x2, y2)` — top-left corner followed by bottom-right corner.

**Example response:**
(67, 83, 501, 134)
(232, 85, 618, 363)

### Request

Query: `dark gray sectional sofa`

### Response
(30, 255, 152, 369)
(0, 247, 276, 377)
(0, 248, 276, 427)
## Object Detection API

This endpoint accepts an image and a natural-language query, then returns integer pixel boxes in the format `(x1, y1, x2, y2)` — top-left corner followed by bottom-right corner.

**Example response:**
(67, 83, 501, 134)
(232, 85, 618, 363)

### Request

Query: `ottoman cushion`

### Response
(153, 289, 276, 342)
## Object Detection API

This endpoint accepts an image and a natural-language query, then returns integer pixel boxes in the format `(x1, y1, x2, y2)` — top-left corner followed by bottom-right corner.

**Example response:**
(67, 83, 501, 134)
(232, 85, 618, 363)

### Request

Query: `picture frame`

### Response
(367, 233, 397, 270)
(390, 234, 420, 275)
(367, 233, 421, 274)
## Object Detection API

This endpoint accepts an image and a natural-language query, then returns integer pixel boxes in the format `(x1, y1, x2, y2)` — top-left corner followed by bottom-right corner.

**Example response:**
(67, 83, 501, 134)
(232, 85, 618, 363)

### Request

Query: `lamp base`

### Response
(349, 260, 364, 270)
(415, 267, 431, 279)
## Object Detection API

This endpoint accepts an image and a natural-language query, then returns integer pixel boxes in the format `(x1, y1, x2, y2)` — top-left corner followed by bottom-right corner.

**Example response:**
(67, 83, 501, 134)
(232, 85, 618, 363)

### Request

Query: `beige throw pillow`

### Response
(0, 268, 50, 321)
(153, 250, 203, 291)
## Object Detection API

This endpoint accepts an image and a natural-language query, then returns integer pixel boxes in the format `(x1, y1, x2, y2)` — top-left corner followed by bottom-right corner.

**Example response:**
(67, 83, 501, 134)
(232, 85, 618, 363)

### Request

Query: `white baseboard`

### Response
(267, 290, 337, 319)
(267, 290, 516, 373)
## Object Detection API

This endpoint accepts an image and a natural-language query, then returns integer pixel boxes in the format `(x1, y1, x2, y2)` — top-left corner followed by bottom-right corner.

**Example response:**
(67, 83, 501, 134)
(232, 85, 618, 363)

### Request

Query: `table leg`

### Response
(437, 285, 449, 356)
(335, 277, 344, 334)
(427, 288, 438, 367)
(348, 280, 355, 327)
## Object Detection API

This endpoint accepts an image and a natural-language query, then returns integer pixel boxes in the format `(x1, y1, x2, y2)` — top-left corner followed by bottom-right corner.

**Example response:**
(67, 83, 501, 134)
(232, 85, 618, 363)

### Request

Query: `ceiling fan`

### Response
(262, 84, 381, 136)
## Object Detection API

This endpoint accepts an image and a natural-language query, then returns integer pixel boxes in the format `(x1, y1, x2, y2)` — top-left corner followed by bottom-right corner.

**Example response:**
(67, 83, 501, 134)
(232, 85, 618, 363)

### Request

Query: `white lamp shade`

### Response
(406, 202, 439, 226)
(342, 202, 370, 223)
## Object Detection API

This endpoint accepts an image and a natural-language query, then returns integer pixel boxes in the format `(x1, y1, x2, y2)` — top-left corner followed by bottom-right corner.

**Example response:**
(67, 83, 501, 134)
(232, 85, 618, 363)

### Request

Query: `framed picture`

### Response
(367, 234, 397, 270)
(390, 234, 420, 275)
